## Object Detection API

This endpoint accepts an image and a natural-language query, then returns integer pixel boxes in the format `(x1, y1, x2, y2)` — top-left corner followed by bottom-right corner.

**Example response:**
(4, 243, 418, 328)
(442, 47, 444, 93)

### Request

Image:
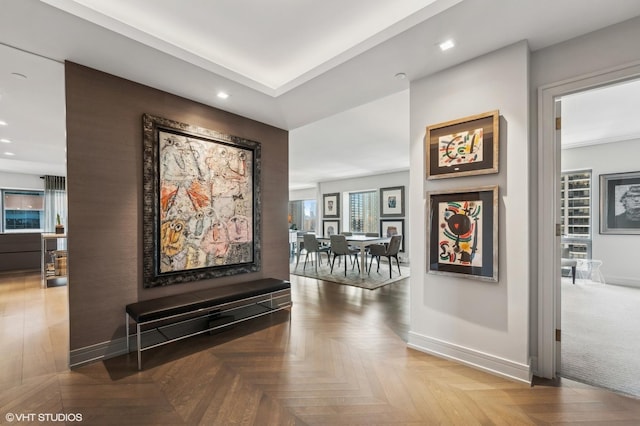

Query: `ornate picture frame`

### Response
(427, 185, 498, 282)
(142, 114, 261, 287)
(380, 186, 405, 217)
(426, 110, 499, 179)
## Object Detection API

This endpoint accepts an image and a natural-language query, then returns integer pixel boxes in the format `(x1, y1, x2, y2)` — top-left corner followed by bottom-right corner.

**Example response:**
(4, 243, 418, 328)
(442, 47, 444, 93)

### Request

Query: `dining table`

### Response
(295, 234, 390, 278)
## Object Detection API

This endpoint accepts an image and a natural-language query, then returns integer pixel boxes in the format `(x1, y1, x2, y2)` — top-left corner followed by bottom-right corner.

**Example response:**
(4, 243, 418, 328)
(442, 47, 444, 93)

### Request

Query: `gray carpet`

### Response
(561, 277, 640, 397)
(290, 256, 409, 290)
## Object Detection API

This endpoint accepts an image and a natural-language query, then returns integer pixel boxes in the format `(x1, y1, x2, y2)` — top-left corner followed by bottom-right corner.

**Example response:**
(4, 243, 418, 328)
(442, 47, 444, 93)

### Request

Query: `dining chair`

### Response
(302, 234, 330, 272)
(294, 231, 308, 269)
(329, 234, 360, 276)
(368, 235, 402, 279)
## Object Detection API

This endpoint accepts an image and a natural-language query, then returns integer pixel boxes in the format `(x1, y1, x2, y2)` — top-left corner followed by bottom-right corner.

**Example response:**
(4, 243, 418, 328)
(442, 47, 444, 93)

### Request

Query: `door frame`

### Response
(537, 60, 640, 379)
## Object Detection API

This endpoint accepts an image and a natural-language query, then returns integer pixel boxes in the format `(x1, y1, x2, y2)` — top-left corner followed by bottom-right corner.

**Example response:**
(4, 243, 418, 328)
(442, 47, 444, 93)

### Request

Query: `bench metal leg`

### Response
(126, 313, 130, 353)
(137, 323, 142, 370)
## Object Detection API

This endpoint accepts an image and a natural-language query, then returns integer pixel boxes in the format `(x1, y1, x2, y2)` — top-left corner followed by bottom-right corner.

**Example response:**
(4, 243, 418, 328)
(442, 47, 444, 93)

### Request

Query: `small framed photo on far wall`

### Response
(380, 186, 404, 217)
(323, 193, 340, 218)
(380, 219, 405, 252)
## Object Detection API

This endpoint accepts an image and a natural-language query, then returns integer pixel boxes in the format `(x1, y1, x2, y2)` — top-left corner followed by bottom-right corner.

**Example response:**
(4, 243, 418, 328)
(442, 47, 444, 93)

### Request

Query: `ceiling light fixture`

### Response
(0, 120, 7, 126)
(395, 72, 407, 80)
(217, 91, 230, 99)
(0, 138, 11, 143)
(439, 39, 455, 51)
(11, 72, 27, 80)
(4, 152, 15, 156)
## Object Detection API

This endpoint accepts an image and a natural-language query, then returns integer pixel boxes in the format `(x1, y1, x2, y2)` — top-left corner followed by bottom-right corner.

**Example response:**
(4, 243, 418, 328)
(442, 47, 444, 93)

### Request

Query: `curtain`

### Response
(43, 175, 67, 233)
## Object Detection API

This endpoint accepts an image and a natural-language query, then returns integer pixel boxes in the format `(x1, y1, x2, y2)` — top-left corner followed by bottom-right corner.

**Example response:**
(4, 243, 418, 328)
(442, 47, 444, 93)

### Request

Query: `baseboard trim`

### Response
(407, 331, 531, 384)
(69, 337, 128, 368)
(605, 276, 640, 288)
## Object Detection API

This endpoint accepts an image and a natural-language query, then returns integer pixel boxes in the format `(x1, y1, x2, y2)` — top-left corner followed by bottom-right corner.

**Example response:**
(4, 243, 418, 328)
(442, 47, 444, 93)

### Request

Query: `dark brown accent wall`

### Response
(65, 62, 289, 352)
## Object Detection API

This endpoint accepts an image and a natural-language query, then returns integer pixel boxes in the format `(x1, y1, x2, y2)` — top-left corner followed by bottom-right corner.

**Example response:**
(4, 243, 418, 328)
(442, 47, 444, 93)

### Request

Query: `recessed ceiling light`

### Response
(0, 120, 7, 126)
(217, 91, 230, 99)
(4, 152, 15, 156)
(395, 72, 407, 80)
(439, 39, 455, 51)
(0, 138, 11, 144)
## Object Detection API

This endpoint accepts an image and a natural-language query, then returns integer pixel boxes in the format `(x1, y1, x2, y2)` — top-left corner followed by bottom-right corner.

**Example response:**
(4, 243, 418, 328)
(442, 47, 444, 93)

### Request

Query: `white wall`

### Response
(0, 171, 44, 190)
(562, 139, 640, 287)
(408, 41, 531, 382)
(289, 187, 317, 201)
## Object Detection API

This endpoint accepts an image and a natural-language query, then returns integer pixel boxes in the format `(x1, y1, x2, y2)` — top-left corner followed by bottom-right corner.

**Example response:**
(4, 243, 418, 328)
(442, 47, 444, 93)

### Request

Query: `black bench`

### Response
(126, 278, 291, 369)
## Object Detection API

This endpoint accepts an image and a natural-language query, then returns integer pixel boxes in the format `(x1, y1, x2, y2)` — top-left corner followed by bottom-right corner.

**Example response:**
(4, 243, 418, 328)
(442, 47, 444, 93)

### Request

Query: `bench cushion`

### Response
(126, 278, 290, 323)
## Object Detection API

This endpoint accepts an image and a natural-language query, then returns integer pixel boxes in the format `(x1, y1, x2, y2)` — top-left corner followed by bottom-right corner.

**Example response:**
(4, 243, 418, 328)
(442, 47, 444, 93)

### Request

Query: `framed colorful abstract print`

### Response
(426, 110, 499, 179)
(427, 186, 498, 282)
(142, 114, 261, 287)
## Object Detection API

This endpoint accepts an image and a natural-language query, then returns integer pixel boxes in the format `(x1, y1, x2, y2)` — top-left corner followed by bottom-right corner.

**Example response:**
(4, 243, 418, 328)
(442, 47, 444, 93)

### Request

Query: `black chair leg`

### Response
(571, 265, 576, 284)
(330, 255, 337, 273)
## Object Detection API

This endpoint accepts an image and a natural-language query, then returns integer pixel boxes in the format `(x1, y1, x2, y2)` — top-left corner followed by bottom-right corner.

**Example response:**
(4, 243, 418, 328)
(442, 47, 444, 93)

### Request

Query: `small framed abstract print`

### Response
(426, 110, 499, 179)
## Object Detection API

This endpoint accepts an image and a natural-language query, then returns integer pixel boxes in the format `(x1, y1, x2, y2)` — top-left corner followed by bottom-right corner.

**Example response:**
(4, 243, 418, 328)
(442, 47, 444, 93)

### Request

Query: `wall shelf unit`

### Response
(560, 170, 592, 260)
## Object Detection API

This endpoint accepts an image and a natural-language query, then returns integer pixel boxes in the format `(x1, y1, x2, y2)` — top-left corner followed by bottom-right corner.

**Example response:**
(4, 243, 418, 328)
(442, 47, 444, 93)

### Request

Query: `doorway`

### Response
(559, 78, 640, 396)
(538, 65, 640, 395)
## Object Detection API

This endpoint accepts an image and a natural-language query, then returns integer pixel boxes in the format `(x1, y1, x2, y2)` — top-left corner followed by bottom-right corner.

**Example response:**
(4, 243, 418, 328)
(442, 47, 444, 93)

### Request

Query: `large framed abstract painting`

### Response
(600, 171, 640, 234)
(142, 114, 261, 287)
(426, 110, 499, 179)
(427, 186, 498, 282)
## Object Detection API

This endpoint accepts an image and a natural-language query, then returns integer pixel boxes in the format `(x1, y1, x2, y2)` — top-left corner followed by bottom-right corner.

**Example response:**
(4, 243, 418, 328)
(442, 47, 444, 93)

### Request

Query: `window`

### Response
(349, 190, 378, 233)
(288, 199, 317, 231)
(560, 170, 591, 259)
(2, 190, 45, 232)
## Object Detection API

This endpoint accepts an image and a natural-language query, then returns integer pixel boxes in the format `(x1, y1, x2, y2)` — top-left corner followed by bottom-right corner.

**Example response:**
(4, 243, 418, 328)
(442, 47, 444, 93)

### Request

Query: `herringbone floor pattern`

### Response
(1, 272, 640, 425)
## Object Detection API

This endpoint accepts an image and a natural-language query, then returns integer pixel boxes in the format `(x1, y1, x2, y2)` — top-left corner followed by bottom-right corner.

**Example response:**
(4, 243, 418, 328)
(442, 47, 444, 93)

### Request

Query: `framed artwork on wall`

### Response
(142, 114, 261, 287)
(426, 110, 499, 179)
(380, 186, 405, 217)
(322, 220, 340, 237)
(600, 171, 640, 234)
(323, 193, 340, 218)
(427, 185, 498, 282)
(380, 218, 405, 252)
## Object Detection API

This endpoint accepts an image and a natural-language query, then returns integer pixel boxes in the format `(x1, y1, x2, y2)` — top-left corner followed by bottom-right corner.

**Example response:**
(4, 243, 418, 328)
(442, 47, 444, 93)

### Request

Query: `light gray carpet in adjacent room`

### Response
(561, 277, 640, 397)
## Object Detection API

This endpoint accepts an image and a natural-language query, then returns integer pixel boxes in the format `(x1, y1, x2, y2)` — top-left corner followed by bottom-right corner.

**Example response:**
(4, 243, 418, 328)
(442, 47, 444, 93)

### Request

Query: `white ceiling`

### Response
(1, 0, 640, 189)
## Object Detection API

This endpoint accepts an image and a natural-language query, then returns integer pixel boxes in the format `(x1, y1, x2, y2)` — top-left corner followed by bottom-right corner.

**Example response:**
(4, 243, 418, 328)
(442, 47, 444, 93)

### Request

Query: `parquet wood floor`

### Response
(1, 271, 640, 425)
